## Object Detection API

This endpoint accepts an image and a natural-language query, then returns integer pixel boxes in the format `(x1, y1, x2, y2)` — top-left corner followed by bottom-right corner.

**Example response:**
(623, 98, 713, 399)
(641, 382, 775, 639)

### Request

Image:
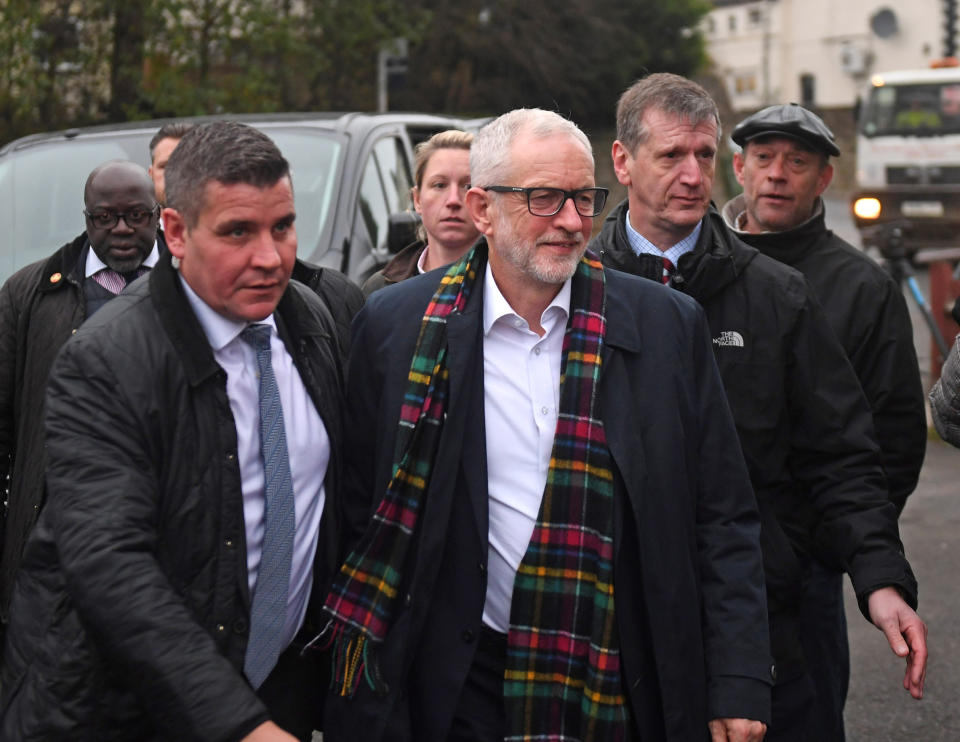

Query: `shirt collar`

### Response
(482, 261, 571, 336)
(624, 210, 702, 267)
(84, 239, 161, 278)
(178, 274, 277, 352)
(416, 245, 429, 274)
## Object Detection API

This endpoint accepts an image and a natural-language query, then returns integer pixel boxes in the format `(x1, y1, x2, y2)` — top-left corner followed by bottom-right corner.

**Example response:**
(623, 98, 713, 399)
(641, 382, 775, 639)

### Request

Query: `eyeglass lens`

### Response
(527, 188, 606, 217)
(87, 208, 156, 229)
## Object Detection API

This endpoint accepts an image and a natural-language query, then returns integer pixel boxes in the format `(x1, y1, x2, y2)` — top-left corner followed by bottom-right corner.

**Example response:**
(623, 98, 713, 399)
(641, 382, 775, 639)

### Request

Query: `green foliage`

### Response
(0, 0, 708, 144)
(395, 0, 711, 125)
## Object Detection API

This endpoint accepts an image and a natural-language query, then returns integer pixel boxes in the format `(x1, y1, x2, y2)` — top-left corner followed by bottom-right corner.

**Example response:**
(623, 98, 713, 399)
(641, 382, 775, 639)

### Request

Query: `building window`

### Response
(734, 72, 758, 96)
(800, 74, 816, 107)
(704, 16, 716, 34)
(728, 14, 737, 32)
(748, 7, 763, 26)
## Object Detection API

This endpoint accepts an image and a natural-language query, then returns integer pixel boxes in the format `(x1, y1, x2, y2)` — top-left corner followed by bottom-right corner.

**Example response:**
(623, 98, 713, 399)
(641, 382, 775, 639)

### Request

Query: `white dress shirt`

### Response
(179, 277, 330, 652)
(481, 263, 571, 633)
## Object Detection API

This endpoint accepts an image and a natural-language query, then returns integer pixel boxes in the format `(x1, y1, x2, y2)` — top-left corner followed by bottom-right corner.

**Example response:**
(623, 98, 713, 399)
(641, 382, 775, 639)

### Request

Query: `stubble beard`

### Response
(493, 212, 586, 285)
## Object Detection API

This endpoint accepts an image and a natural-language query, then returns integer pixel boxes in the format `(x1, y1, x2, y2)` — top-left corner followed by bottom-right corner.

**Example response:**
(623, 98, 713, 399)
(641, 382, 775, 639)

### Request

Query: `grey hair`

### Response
(470, 108, 593, 187)
(616, 73, 721, 152)
(164, 121, 290, 228)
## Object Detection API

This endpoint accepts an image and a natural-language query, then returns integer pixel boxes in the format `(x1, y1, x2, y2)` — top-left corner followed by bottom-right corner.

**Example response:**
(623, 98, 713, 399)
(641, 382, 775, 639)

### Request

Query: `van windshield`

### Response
(860, 82, 960, 137)
(0, 127, 342, 285)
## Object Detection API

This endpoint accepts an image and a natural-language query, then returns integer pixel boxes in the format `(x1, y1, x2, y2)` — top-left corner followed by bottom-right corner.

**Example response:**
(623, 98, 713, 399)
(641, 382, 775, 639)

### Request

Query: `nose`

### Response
(112, 215, 135, 233)
(767, 154, 787, 180)
(677, 153, 703, 187)
(553, 193, 586, 232)
(251, 231, 283, 269)
(445, 184, 464, 207)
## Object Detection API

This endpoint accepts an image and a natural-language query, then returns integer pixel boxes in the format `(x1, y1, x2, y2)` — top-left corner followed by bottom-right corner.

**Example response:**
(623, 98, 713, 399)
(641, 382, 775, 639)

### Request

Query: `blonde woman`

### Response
(362, 130, 478, 295)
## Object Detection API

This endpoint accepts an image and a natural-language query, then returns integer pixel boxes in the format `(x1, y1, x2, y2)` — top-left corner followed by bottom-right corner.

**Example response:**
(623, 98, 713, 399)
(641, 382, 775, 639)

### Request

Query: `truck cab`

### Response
(852, 63, 960, 254)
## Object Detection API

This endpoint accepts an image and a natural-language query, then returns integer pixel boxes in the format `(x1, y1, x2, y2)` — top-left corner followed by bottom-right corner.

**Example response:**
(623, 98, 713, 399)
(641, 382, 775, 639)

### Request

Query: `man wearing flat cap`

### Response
(721, 104, 926, 741)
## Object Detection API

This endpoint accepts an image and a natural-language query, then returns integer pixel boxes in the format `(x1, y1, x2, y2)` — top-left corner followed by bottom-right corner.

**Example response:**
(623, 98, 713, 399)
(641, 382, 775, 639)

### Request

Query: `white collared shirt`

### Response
(179, 277, 330, 652)
(84, 240, 161, 277)
(481, 263, 571, 632)
(416, 245, 429, 274)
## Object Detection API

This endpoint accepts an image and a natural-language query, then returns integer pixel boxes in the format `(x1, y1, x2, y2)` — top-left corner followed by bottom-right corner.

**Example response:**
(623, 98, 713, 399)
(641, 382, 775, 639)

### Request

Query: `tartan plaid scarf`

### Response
(320, 242, 482, 695)
(504, 252, 629, 741)
(321, 242, 629, 740)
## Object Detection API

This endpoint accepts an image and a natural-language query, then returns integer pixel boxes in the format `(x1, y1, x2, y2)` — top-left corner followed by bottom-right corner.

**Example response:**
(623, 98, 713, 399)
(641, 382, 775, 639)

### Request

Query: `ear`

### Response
(163, 208, 187, 260)
(732, 151, 746, 186)
(465, 187, 494, 237)
(611, 140, 633, 187)
(815, 162, 835, 197)
(412, 185, 422, 214)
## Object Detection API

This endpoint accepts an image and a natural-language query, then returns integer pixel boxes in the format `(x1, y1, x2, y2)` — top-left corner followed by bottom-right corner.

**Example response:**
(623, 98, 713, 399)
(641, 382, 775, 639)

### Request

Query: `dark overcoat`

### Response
(325, 252, 773, 742)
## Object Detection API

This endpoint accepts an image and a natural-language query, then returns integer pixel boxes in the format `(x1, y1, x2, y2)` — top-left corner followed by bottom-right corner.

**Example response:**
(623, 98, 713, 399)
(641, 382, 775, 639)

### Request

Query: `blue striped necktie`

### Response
(240, 323, 296, 689)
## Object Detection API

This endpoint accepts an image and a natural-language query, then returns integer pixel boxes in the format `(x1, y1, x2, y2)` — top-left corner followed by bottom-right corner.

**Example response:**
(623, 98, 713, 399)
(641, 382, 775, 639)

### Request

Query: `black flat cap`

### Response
(732, 103, 840, 157)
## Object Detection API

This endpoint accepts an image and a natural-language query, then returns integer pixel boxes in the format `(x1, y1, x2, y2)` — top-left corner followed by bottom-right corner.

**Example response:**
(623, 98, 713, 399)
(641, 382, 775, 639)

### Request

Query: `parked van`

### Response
(0, 112, 488, 284)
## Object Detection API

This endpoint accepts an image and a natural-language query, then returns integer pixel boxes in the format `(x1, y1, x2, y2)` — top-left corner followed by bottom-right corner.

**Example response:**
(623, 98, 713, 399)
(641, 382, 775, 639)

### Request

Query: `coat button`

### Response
(226, 453, 235, 462)
(770, 664, 777, 682)
(404, 593, 412, 608)
(224, 538, 234, 548)
(216, 624, 226, 633)
(462, 629, 475, 643)
(478, 562, 486, 574)
(233, 619, 247, 634)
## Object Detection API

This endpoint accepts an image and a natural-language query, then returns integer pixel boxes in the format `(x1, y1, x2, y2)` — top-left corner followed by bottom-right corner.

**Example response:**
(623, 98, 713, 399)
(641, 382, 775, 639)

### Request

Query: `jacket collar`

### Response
(720, 194, 828, 266)
(596, 199, 759, 305)
(149, 253, 327, 387)
(380, 240, 426, 284)
(37, 233, 88, 294)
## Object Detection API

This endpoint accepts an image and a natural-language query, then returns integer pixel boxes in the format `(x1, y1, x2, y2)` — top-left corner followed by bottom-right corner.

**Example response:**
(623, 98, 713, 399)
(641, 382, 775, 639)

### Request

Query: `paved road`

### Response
(823, 196, 959, 740)
(843, 438, 960, 741)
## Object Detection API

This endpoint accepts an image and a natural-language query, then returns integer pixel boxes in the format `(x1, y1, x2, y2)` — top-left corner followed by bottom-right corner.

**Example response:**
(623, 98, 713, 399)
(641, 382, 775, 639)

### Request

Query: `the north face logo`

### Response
(713, 331, 744, 347)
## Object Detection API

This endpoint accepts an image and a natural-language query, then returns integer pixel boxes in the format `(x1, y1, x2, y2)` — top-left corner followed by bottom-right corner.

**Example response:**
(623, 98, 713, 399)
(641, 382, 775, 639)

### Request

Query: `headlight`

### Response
(853, 197, 882, 219)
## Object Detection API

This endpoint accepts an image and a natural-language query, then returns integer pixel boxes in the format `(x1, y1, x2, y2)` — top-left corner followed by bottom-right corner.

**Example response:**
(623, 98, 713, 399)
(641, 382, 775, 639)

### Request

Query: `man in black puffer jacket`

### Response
(721, 103, 927, 742)
(590, 73, 928, 742)
(0, 123, 348, 742)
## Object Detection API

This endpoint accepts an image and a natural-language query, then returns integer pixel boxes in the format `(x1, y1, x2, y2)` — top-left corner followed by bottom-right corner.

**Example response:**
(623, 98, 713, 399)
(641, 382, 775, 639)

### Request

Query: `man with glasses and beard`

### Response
(0, 160, 161, 643)
(321, 108, 771, 742)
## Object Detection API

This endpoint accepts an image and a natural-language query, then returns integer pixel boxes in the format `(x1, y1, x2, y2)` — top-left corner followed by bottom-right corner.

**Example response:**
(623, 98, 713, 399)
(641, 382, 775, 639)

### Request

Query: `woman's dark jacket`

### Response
(591, 200, 917, 681)
(721, 195, 926, 513)
(361, 240, 426, 297)
(0, 254, 344, 741)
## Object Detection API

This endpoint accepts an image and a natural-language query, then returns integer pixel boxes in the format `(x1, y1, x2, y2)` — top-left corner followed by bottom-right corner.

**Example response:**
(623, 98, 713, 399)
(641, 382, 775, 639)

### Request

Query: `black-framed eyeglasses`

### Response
(83, 204, 159, 229)
(483, 186, 609, 217)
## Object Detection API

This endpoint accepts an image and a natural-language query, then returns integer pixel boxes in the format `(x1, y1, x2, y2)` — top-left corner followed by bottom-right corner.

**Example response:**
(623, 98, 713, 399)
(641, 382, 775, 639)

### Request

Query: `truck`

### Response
(852, 61, 960, 255)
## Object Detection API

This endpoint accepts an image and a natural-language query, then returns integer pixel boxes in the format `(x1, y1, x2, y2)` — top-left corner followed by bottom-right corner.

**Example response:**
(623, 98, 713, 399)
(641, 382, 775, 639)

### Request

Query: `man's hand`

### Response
(708, 717, 766, 741)
(867, 586, 928, 699)
(240, 721, 299, 742)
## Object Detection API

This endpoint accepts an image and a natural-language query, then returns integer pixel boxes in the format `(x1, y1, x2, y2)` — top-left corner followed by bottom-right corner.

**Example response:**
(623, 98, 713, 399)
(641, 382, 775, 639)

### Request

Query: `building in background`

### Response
(704, 0, 943, 111)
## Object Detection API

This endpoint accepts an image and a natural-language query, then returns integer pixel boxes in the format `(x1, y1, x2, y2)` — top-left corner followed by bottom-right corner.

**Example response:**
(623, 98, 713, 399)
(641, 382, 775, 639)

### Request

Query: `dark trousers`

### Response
(798, 555, 848, 741)
(767, 673, 817, 742)
(447, 626, 507, 742)
(257, 640, 327, 742)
